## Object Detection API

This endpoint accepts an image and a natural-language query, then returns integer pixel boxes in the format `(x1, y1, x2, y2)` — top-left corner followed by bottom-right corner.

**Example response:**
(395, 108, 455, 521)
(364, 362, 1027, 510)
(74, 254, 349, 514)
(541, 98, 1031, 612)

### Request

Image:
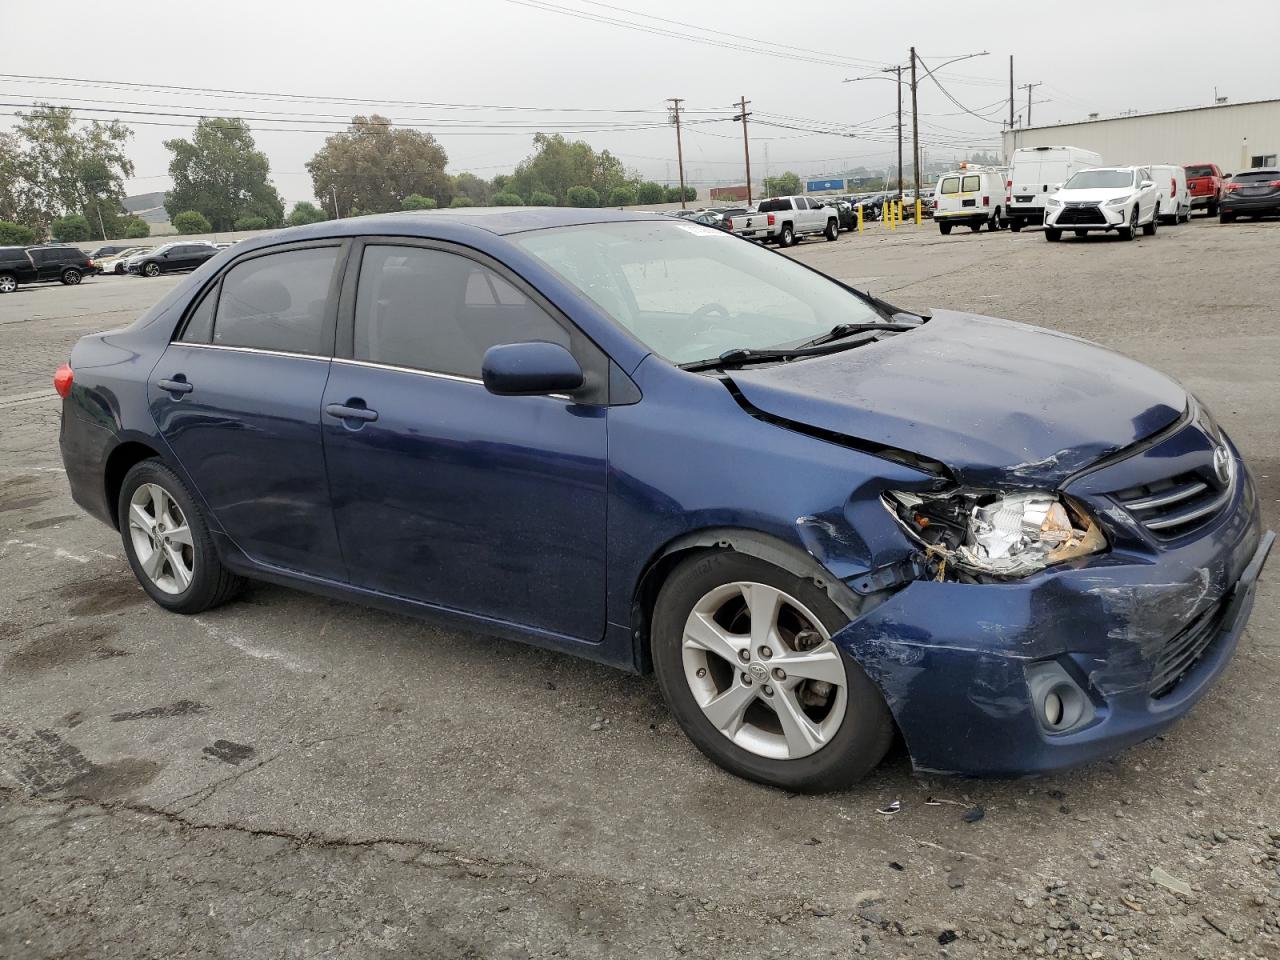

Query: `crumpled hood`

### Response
(727, 310, 1187, 487)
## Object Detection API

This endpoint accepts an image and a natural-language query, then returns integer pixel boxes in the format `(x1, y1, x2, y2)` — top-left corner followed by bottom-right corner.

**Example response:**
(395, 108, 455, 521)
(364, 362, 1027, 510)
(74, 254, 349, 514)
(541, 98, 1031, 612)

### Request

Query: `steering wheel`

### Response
(690, 302, 731, 333)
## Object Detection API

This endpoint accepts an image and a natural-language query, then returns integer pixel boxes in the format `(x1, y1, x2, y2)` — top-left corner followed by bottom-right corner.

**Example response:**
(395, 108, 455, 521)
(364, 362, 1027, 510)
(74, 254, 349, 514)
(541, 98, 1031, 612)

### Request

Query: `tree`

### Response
(763, 171, 802, 196)
(164, 118, 284, 231)
(122, 217, 150, 239)
(286, 201, 327, 226)
(637, 181, 665, 204)
(607, 184, 638, 207)
(0, 221, 35, 245)
(449, 196, 475, 208)
(507, 133, 630, 205)
(492, 192, 524, 206)
(664, 185, 697, 203)
(451, 172, 491, 206)
(529, 191, 556, 206)
(307, 116, 451, 215)
(401, 194, 437, 210)
(51, 213, 91, 241)
(233, 215, 269, 231)
(173, 210, 211, 234)
(566, 186, 599, 208)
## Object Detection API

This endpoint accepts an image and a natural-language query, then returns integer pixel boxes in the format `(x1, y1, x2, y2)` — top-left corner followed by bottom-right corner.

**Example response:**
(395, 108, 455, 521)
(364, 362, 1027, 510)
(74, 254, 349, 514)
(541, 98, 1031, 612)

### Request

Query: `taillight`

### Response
(725, 217, 733, 230)
(87, 258, 95, 268)
(54, 362, 74, 398)
(1227, 183, 1241, 192)
(982, 195, 990, 206)
(1170, 178, 1176, 197)
(1271, 180, 1280, 189)
(767, 213, 775, 226)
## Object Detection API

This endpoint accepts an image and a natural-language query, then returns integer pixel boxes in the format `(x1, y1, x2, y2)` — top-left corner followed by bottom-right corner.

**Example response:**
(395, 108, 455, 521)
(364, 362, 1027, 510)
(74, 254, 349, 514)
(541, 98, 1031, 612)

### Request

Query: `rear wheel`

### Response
(777, 224, 795, 247)
(1044, 228, 1061, 242)
(938, 222, 952, 235)
(1009, 218, 1023, 232)
(1219, 211, 1235, 223)
(117, 460, 245, 614)
(1142, 205, 1158, 236)
(0, 273, 16, 294)
(651, 552, 893, 792)
(1207, 200, 1219, 217)
(60, 268, 82, 285)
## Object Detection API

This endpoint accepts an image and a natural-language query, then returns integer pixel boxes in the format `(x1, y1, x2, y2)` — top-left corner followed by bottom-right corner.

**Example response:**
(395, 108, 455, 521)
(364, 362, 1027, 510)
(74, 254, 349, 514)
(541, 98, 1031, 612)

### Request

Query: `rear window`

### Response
(757, 199, 792, 212)
(211, 246, 340, 356)
(1232, 170, 1280, 182)
(1185, 165, 1215, 178)
(961, 175, 981, 192)
(939, 176, 960, 194)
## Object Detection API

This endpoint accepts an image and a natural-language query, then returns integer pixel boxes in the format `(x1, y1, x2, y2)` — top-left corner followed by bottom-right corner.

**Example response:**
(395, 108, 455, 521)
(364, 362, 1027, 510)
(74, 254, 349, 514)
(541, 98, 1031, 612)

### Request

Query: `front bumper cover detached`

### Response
(830, 502, 1271, 777)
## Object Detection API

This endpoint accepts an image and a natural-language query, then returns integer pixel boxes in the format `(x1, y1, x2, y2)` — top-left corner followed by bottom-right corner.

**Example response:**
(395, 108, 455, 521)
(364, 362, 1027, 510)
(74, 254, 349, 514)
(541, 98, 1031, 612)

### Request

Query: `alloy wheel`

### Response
(144, 263, 160, 277)
(681, 581, 848, 760)
(127, 483, 195, 595)
(0, 275, 16, 293)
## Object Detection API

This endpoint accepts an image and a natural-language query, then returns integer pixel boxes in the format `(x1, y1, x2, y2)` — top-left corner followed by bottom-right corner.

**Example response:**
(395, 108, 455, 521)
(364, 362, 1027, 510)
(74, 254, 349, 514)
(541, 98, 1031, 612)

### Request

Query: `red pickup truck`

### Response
(1185, 163, 1226, 216)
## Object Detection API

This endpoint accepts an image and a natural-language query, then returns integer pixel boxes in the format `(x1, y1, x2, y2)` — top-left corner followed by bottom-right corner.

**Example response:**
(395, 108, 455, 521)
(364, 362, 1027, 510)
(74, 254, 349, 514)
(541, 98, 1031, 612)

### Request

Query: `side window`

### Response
(961, 175, 981, 192)
(211, 246, 340, 355)
(795, 198, 810, 210)
(354, 245, 569, 379)
(179, 287, 216, 343)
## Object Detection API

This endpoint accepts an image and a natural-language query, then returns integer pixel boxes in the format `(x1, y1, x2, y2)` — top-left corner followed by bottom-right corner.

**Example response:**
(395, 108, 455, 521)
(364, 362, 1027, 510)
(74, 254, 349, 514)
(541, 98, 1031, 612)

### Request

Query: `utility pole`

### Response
(733, 96, 753, 204)
(1019, 82, 1043, 128)
(893, 65, 903, 198)
(330, 185, 339, 219)
(910, 47, 920, 201)
(667, 98, 688, 209)
(1008, 55, 1015, 160)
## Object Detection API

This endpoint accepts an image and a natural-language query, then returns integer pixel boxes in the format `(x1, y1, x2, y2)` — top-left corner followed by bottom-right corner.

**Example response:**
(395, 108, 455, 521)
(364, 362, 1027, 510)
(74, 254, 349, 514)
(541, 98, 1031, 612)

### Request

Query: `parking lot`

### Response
(2, 217, 1278, 959)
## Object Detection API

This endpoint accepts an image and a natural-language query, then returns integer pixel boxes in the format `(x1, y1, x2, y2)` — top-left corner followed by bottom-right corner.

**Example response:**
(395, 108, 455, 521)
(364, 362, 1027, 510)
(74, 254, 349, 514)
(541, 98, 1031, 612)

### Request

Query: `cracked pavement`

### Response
(2, 219, 1278, 959)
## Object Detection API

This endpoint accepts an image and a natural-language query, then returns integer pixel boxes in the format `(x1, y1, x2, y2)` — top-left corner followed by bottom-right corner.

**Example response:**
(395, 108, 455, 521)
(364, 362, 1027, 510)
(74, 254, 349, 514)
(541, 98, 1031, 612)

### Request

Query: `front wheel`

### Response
(118, 460, 246, 614)
(990, 208, 1004, 231)
(824, 219, 838, 241)
(1119, 207, 1138, 240)
(651, 552, 893, 792)
(143, 262, 160, 277)
(61, 268, 82, 285)
(1044, 228, 1061, 242)
(1142, 206, 1158, 236)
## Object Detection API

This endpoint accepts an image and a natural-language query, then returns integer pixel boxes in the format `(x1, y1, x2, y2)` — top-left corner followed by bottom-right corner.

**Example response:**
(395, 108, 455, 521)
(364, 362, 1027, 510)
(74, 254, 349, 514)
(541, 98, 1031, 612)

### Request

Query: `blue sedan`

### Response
(56, 208, 1272, 791)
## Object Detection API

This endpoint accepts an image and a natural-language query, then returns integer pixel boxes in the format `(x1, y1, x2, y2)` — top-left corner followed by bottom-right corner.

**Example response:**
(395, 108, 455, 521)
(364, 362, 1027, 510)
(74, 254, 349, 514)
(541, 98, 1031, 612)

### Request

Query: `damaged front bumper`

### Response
(831, 456, 1271, 776)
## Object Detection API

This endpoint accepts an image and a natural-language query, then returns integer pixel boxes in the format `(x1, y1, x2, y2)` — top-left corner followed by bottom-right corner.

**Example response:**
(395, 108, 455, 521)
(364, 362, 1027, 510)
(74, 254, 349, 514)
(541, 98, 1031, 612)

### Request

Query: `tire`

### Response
(938, 222, 952, 235)
(1219, 211, 1235, 223)
(1119, 207, 1137, 240)
(650, 551, 893, 792)
(991, 207, 1004, 230)
(1009, 219, 1023, 232)
(969, 220, 982, 232)
(777, 224, 795, 247)
(117, 459, 246, 614)
(1142, 206, 1158, 236)
(114, 264, 126, 275)
(143, 261, 160, 277)
(824, 219, 838, 241)
(0, 273, 16, 294)
(1044, 228, 1061, 242)
(1207, 200, 1219, 217)
(60, 268, 83, 285)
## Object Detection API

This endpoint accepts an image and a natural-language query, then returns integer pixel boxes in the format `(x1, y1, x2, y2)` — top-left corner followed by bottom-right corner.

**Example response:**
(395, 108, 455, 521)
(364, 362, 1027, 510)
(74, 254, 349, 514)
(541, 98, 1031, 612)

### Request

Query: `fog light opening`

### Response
(1043, 690, 1064, 727)
(1026, 661, 1096, 735)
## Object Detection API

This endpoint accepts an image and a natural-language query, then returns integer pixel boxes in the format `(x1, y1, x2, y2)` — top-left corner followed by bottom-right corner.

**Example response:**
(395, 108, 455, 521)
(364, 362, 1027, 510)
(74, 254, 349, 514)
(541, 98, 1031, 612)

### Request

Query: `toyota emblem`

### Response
(1212, 444, 1232, 485)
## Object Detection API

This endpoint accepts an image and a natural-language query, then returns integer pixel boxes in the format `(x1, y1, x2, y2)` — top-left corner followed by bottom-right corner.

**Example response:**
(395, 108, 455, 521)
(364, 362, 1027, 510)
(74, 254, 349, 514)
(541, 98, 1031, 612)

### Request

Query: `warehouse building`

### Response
(1002, 98, 1280, 173)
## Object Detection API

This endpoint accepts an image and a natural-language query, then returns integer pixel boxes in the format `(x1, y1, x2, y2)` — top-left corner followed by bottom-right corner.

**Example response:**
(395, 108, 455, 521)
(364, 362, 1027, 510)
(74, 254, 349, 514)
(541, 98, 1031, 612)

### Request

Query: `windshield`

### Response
(1064, 170, 1135, 189)
(514, 220, 882, 365)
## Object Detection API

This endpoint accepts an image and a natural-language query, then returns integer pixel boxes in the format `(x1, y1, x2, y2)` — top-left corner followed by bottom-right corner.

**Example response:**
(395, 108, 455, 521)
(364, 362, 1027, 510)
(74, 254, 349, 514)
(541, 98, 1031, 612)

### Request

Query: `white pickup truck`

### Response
(725, 196, 840, 246)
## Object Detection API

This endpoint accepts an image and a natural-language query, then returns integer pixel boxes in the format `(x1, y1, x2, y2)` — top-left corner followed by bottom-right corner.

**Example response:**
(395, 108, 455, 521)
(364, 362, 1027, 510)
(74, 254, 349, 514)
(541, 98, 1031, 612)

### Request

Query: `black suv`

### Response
(0, 246, 95, 294)
(126, 242, 218, 277)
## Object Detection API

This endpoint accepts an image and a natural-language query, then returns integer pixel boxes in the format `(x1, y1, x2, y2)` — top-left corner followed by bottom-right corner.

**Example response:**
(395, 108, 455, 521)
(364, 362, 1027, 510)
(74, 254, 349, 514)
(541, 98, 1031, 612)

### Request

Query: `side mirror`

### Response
(482, 341, 583, 397)
(1141, 180, 1153, 189)
(1223, 172, 1233, 178)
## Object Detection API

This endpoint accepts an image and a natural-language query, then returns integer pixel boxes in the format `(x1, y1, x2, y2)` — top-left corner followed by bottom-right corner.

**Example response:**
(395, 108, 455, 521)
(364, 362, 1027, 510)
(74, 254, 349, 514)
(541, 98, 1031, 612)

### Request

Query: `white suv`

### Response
(1043, 167, 1160, 241)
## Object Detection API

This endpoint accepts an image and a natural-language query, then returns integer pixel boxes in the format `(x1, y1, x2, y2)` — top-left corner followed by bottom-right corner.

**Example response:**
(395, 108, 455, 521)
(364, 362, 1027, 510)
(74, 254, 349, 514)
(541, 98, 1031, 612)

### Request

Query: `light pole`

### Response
(909, 50, 990, 199)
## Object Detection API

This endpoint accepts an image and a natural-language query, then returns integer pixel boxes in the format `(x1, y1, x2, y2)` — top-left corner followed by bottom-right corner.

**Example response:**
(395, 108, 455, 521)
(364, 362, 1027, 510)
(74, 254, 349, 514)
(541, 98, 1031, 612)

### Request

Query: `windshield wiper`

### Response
(678, 324, 914, 373)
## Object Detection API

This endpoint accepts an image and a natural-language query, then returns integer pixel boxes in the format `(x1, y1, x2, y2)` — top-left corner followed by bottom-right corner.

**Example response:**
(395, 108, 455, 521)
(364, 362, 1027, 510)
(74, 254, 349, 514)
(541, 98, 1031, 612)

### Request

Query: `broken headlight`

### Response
(884, 489, 1107, 578)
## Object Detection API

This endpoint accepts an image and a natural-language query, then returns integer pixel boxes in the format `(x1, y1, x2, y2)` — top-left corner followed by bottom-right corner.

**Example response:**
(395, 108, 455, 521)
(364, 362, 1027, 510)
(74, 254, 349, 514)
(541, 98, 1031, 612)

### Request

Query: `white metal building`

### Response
(1002, 99, 1280, 173)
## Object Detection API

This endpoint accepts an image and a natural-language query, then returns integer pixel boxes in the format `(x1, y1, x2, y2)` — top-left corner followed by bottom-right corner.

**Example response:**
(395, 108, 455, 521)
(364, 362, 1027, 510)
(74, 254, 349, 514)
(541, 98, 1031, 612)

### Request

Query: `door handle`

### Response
(324, 402, 378, 423)
(157, 377, 193, 396)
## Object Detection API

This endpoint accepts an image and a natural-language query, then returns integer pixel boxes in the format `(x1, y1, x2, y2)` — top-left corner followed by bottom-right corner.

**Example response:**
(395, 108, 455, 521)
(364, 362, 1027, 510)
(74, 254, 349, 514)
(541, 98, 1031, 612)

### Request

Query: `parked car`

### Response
(1185, 163, 1227, 216)
(688, 210, 728, 230)
(0, 245, 95, 293)
(1150, 164, 1190, 224)
(933, 166, 1008, 234)
(742, 196, 840, 246)
(126, 242, 219, 277)
(1008, 145, 1104, 231)
(1043, 166, 1160, 241)
(90, 244, 141, 260)
(97, 246, 150, 275)
(55, 208, 1271, 791)
(1219, 168, 1280, 223)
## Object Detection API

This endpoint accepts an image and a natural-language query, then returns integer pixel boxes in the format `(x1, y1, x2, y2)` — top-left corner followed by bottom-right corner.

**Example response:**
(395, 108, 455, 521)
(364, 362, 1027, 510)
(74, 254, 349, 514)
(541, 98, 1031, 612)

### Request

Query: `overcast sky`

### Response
(4, 0, 1279, 207)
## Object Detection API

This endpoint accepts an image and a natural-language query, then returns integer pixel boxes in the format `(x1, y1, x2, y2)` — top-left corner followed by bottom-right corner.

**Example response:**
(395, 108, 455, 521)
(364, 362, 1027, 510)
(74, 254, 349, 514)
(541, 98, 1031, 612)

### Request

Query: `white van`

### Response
(1149, 164, 1190, 224)
(933, 165, 1009, 234)
(1007, 146, 1104, 231)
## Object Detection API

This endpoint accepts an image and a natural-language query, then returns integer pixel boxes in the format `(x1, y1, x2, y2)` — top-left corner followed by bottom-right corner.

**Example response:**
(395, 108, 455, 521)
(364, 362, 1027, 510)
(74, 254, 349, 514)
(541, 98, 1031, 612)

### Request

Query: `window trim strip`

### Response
(173, 342, 329, 363)
(330, 356, 483, 386)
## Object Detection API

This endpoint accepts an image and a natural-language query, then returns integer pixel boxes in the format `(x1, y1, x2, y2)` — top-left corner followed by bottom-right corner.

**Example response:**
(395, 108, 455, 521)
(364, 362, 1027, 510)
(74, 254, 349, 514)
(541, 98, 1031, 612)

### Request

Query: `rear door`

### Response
(150, 240, 349, 579)
(320, 238, 609, 640)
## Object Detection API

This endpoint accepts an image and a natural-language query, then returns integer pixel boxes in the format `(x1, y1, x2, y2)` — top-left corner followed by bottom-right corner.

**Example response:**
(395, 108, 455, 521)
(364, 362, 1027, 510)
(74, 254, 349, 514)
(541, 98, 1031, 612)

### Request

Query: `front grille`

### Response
(1112, 469, 1232, 539)
(1151, 599, 1228, 698)
(1055, 203, 1106, 225)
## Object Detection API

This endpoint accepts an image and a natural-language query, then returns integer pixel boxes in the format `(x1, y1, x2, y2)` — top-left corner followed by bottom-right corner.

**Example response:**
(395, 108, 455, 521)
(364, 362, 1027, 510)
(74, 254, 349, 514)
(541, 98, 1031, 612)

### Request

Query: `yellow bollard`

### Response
(882, 200, 889, 226)
(857, 204, 863, 233)
(915, 199, 922, 224)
